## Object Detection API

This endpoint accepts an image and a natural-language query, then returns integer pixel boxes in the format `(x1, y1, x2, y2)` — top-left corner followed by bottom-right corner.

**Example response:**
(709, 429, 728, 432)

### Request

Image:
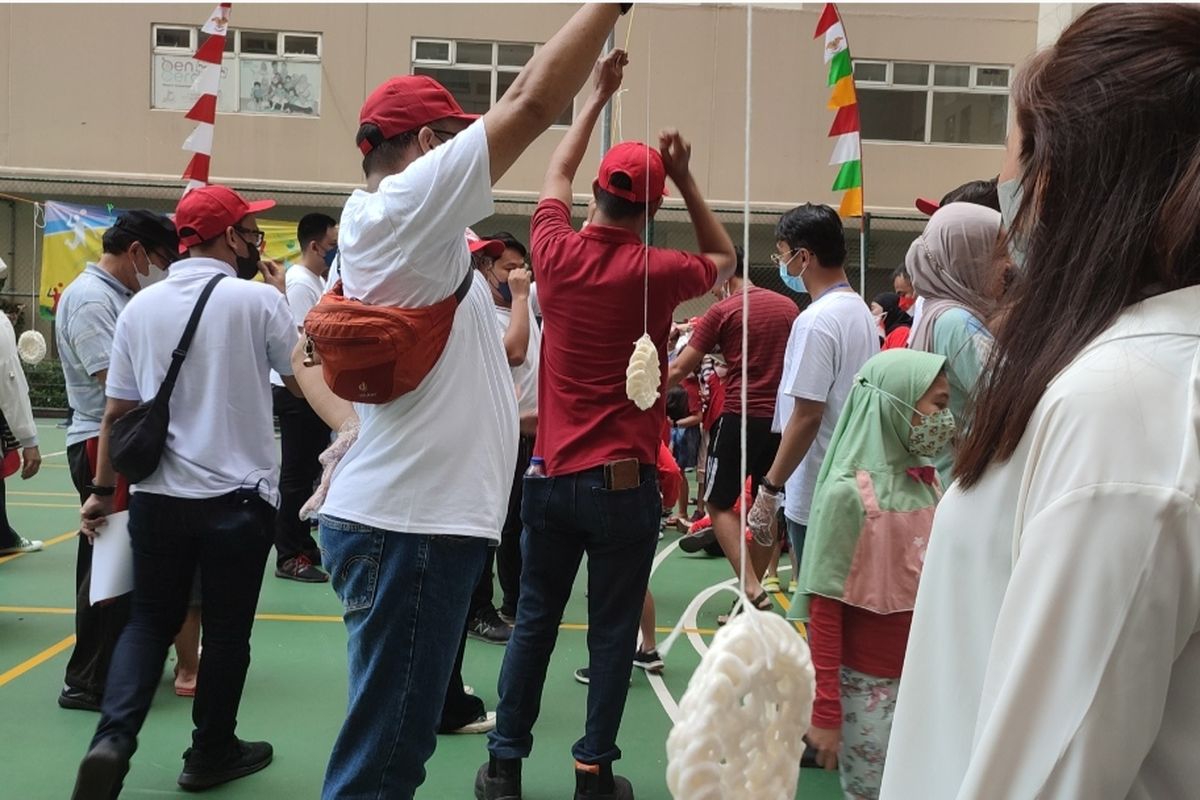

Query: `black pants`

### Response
(90, 491, 273, 758)
(65, 441, 132, 697)
(469, 435, 532, 620)
(273, 385, 329, 566)
(438, 626, 485, 732)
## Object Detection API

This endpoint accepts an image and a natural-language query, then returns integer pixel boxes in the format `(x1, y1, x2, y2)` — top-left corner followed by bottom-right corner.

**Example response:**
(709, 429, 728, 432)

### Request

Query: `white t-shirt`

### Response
(773, 289, 878, 525)
(494, 297, 541, 418)
(319, 119, 518, 541)
(882, 286, 1200, 800)
(106, 259, 296, 505)
(270, 263, 325, 387)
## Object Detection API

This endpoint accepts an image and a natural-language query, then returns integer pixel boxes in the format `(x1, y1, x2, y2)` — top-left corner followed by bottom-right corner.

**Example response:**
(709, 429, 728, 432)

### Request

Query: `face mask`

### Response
(778, 259, 808, 294)
(908, 408, 956, 457)
(133, 252, 168, 291)
(898, 295, 915, 312)
(323, 245, 338, 269)
(497, 282, 512, 304)
(997, 178, 1027, 270)
(236, 248, 261, 281)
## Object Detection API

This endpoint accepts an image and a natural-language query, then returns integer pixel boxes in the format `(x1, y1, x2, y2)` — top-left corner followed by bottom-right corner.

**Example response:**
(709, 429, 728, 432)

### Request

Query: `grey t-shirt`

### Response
(55, 265, 132, 446)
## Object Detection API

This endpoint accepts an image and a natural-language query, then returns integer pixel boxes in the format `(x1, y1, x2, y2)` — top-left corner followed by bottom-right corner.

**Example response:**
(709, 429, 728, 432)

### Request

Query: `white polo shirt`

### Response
(319, 118, 518, 541)
(106, 258, 296, 506)
(271, 262, 326, 388)
(495, 297, 541, 418)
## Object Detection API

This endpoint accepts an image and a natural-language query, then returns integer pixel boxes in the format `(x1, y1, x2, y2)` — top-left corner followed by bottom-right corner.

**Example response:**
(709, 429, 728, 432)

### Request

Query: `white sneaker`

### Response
(0, 536, 43, 555)
(463, 685, 475, 696)
(448, 711, 496, 735)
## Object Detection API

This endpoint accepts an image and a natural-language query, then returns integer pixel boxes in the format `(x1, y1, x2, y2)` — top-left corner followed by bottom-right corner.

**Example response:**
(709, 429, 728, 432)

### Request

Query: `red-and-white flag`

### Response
(182, 3, 231, 194)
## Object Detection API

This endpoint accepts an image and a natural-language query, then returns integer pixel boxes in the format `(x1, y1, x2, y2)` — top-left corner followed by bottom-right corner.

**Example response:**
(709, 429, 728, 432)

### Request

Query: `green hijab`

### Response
(789, 349, 947, 621)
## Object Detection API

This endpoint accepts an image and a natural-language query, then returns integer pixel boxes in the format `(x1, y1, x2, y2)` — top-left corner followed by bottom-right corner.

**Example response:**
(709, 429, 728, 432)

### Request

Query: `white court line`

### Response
(41, 450, 66, 459)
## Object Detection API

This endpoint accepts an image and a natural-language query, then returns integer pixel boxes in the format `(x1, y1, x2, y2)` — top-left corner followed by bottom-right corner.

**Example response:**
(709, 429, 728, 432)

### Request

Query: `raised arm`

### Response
(658, 130, 736, 286)
(540, 49, 629, 205)
(484, 4, 625, 184)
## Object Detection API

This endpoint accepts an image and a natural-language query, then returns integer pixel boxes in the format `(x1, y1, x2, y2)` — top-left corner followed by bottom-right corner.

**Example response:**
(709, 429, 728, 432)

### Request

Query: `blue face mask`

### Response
(778, 260, 808, 294)
(322, 245, 338, 269)
(497, 282, 513, 303)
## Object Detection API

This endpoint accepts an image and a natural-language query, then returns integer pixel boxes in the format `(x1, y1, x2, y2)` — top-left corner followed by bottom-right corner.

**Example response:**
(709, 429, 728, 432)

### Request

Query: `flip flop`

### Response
(717, 590, 773, 626)
(174, 665, 196, 698)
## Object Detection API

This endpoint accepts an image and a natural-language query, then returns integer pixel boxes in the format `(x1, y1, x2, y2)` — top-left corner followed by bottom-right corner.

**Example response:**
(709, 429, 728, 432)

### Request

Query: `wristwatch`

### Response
(760, 477, 784, 495)
(85, 483, 116, 497)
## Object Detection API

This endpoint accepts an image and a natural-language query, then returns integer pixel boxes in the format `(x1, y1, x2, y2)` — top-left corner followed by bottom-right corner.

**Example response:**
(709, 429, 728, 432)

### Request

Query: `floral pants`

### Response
(839, 666, 900, 800)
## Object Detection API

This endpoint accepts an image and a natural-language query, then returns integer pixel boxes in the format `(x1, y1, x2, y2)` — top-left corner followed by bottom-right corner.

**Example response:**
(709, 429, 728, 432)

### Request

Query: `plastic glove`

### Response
(748, 487, 780, 546)
(299, 418, 360, 521)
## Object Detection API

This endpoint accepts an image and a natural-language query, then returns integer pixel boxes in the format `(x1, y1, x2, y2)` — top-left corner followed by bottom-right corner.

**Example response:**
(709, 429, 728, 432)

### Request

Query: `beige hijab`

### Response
(906, 203, 1002, 352)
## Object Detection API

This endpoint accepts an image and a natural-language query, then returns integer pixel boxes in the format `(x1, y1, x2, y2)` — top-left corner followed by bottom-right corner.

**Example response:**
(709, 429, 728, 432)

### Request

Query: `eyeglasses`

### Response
(769, 249, 803, 267)
(430, 129, 458, 144)
(234, 226, 265, 248)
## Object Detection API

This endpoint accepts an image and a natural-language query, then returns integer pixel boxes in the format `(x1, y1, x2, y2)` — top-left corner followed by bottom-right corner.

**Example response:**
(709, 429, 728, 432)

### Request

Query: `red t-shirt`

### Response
(883, 325, 910, 351)
(807, 595, 912, 729)
(682, 374, 702, 417)
(532, 199, 717, 476)
(687, 287, 798, 419)
(702, 370, 725, 432)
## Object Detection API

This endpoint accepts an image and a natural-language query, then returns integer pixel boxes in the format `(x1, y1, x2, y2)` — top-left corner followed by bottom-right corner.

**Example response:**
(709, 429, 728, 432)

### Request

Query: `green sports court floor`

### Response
(1, 421, 841, 799)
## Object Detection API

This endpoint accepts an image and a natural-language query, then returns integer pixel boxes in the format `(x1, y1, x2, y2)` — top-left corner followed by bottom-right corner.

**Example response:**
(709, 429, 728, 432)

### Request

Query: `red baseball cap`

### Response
(915, 197, 940, 216)
(594, 141, 667, 204)
(175, 185, 276, 253)
(465, 228, 505, 258)
(358, 75, 478, 155)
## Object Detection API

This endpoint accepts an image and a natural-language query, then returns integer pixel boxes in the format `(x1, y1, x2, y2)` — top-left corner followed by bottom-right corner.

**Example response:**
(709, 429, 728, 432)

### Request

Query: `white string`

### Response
(643, 39, 650, 334)
(737, 1, 752, 604)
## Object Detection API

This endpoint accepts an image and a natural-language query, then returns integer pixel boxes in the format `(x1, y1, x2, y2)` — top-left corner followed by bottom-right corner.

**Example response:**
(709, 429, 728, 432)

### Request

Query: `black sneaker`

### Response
(497, 607, 517, 626)
(632, 649, 664, 674)
(474, 756, 522, 800)
(59, 686, 102, 712)
(468, 608, 513, 645)
(574, 762, 634, 799)
(275, 555, 328, 583)
(177, 739, 273, 791)
(71, 738, 131, 800)
(678, 525, 717, 554)
(573, 668, 631, 686)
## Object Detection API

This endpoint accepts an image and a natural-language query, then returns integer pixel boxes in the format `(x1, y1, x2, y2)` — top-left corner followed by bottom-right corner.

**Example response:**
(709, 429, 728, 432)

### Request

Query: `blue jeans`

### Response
(787, 518, 808, 568)
(320, 517, 488, 800)
(91, 490, 273, 758)
(489, 466, 660, 765)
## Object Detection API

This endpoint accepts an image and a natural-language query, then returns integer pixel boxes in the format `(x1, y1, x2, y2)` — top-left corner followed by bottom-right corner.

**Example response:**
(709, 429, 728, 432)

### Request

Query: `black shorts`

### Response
(703, 413, 781, 511)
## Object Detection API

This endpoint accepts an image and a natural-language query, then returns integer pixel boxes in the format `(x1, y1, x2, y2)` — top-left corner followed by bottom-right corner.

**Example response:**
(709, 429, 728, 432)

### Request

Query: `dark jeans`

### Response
(90, 491, 273, 759)
(469, 435, 532, 620)
(65, 441, 131, 697)
(489, 466, 660, 765)
(320, 517, 488, 800)
(438, 626, 485, 733)
(273, 385, 329, 565)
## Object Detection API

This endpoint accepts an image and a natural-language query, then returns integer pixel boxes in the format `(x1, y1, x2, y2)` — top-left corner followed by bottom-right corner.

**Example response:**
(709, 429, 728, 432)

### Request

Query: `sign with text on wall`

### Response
(39, 201, 303, 319)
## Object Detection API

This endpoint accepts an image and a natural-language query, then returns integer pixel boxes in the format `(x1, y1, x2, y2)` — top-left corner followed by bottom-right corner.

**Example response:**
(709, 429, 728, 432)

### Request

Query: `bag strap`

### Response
(453, 267, 474, 303)
(157, 274, 226, 399)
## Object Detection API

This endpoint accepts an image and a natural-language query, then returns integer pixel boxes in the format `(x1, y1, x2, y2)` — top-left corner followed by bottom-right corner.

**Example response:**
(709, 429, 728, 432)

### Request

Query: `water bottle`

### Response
(526, 457, 546, 477)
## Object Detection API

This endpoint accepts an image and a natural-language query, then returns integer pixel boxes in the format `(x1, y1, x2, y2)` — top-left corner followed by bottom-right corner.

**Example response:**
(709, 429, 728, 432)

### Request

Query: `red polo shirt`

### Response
(531, 199, 717, 476)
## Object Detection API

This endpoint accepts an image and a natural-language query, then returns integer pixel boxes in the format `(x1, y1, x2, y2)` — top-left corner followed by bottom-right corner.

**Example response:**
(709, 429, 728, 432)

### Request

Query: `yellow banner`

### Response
(40, 201, 304, 318)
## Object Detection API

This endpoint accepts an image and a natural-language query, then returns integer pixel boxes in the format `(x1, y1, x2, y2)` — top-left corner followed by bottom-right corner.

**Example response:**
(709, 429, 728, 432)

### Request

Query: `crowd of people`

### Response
(0, 3, 1189, 800)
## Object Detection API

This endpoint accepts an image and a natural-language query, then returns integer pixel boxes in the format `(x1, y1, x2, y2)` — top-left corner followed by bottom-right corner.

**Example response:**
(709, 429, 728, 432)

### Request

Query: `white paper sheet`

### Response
(89, 510, 133, 605)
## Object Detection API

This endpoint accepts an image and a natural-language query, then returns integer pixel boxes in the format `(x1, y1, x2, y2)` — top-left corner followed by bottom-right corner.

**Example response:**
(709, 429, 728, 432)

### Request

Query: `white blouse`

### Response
(882, 286, 1200, 800)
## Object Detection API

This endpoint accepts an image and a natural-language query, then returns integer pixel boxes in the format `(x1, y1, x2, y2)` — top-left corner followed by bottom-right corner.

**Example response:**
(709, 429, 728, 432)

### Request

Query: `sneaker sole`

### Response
(59, 694, 102, 712)
(73, 747, 129, 800)
(474, 770, 521, 800)
(467, 631, 510, 645)
(633, 663, 665, 674)
(273, 570, 328, 583)
(678, 529, 717, 554)
(178, 753, 273, 791)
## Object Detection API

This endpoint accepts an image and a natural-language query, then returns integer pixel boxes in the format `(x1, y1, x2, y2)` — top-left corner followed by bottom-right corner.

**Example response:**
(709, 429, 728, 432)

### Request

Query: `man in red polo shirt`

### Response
(478, 51, 735, 800)
(668, 244, 799, 609)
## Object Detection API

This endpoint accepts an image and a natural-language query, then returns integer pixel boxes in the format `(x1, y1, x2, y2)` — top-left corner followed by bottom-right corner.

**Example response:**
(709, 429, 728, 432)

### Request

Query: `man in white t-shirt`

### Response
(315, 6, 628, 799)
(271, 213, 337, 583)
(71, 184, 299, 799)
(749, 204, 879, 603)
(462, 230, 539, 644)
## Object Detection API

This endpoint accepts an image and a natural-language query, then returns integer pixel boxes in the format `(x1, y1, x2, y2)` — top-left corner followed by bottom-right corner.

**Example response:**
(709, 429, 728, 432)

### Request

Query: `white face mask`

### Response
(133, 253, 168, 291)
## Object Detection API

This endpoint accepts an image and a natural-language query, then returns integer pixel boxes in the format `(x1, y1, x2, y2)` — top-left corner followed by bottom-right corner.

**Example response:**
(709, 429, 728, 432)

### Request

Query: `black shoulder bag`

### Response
(109, 274, 225, 484)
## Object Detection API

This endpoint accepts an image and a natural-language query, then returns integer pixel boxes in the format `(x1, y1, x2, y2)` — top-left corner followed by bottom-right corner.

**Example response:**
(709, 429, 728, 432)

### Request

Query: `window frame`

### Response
(151, 24, 323, 117)
(857, 59, 1010, 147)
(411, 37, 572, 127)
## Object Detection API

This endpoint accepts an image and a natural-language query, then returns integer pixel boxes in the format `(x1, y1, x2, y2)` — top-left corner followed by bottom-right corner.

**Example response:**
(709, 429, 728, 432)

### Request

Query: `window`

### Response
(412, 38, 571, 126)
(857, 60, 1010, 145)
(151, 25, 322, 117)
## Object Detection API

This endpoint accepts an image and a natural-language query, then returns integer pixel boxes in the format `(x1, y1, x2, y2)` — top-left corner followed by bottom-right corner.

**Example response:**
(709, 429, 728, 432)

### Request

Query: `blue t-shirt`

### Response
(55, 265, 132, 446)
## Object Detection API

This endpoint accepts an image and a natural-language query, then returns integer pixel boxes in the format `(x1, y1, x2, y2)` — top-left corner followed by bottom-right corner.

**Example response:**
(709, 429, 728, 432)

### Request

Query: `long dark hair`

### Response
(957, 3, 1200, 488)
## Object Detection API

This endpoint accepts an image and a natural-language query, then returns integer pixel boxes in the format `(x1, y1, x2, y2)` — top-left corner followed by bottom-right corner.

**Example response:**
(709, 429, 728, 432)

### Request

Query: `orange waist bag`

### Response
(303, 268, 474, 404)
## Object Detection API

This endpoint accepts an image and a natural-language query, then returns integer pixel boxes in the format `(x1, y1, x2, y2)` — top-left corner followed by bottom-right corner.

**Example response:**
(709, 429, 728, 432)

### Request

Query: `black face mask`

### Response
(235, 241, 261, 281)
